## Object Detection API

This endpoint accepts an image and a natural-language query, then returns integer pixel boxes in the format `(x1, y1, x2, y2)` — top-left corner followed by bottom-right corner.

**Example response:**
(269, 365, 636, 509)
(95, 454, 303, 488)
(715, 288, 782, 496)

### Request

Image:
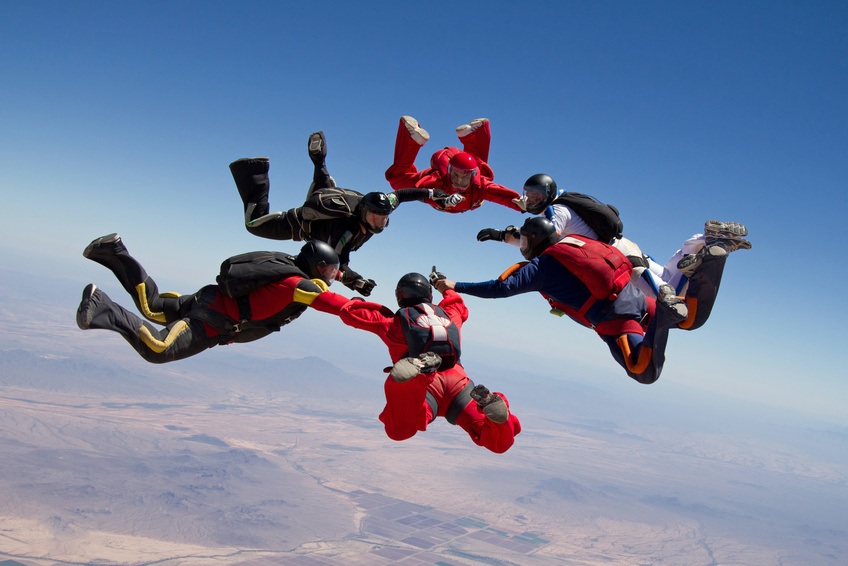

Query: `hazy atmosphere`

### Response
(1, 1, 846, 564)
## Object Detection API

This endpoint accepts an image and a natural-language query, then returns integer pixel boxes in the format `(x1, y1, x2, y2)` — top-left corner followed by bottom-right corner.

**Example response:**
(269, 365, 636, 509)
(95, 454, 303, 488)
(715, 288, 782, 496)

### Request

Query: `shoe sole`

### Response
(308, 132, 325, 155)
(83, 233, 121, 258)
(76, 284, 98, 329)
(705, 220, 748, 238)
(470, 386, 509, 423)
(401, 116, 429, 144)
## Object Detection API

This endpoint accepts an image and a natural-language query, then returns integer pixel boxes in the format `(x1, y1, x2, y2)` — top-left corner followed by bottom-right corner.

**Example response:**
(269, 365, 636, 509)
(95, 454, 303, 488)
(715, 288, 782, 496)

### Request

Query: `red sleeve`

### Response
(438, 290, 469, 329)
(479, 178, 523, 212)
(339, 300, 394, 336)
(387, 166, 445, 191)
(309, 290, 351, 316)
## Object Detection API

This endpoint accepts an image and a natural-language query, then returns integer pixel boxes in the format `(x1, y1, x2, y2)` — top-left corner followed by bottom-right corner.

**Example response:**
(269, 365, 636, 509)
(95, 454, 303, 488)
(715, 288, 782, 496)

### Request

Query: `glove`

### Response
(511, 196, 528, 212)
(442, 194, 465, 208)
(431, 190, 465, 209)
(503, 225, 520, 243)
(476, 228, 504, 242)
(353, 278, 376, 297)
(341, 270, 376, 297)
(429, 265, 446, 286)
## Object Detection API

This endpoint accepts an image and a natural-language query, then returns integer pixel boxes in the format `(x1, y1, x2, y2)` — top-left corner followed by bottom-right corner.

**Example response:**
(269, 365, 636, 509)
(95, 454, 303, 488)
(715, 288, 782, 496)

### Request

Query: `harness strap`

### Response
(424, 391, 438, 424)
(237, 296, 252, 322)
(445, 380, 474, 425)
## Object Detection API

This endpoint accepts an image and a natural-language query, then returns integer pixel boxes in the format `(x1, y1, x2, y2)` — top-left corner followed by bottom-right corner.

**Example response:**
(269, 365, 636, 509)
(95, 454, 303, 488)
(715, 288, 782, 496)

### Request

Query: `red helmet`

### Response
(447, 151, 477, 190)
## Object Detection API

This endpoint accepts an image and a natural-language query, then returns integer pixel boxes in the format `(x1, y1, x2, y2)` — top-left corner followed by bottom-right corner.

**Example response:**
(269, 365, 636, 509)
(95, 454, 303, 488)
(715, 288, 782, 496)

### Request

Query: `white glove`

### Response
(443, 194, 465, 208)
(511, 196, 528, 212)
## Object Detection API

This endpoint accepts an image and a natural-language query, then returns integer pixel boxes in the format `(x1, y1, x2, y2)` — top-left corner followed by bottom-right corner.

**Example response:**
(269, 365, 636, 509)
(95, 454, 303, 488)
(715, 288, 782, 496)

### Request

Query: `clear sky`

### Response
(1, 1, 846, 421)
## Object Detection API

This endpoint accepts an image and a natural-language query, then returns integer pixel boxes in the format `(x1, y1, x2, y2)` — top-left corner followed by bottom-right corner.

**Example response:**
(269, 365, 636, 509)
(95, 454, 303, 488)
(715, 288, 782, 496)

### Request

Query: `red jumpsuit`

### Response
(315, 290, 521, 453)
(385, 117, 523, 214)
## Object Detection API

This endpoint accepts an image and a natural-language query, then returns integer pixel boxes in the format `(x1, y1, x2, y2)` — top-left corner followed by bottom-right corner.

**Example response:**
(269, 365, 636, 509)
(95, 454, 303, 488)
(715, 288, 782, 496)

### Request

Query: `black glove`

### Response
(353, 278, 377, 297)
(477, 228, 504, 242)
(341, 270, 376, 297)
(431, 189, 450, 201)
(429, 265, 446, 286)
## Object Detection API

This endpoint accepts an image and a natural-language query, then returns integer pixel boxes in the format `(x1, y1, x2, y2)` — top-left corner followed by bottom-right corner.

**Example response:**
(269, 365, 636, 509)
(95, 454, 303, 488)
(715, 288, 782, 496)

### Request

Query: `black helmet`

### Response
(295, 240, 340, 284)
(523, 173, 558, 215)
(519, 217, 559, 260)
(358, 192, 394, 234)
(395, 272, 432, 307)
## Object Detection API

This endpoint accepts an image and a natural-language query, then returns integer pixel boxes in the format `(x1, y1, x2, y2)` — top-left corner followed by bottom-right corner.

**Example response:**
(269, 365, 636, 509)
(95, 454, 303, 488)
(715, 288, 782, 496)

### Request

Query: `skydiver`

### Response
(384, 115, 524, 213)
(230, 131, 458, 297)
(309, 271, 521, 454)
(76, 233, 342, 363)
(478, 173, 752, 298)
(436, 217, 747, 385)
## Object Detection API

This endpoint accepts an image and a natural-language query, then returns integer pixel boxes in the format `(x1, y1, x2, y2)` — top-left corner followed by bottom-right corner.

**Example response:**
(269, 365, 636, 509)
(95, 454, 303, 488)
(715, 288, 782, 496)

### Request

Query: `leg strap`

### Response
(445, 381, 475, 425)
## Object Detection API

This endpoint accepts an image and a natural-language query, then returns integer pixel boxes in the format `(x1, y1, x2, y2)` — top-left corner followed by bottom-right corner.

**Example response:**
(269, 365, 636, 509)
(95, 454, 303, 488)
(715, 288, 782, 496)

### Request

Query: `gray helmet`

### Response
(295, 240, 340, 284)
(519, 217, 559, 260)
(395, 272, 432, 307)
(523, 173, 558, 215)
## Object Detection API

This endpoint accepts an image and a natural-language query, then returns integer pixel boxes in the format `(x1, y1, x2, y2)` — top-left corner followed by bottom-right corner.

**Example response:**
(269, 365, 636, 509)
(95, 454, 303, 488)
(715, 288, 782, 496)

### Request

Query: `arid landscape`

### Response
(0, 275, 846, 565)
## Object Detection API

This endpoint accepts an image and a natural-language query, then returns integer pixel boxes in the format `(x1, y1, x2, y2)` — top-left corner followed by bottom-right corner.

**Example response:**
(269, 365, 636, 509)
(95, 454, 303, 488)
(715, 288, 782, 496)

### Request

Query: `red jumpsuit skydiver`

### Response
(313, 289, 521, 453)
(385, 116, 523, 213)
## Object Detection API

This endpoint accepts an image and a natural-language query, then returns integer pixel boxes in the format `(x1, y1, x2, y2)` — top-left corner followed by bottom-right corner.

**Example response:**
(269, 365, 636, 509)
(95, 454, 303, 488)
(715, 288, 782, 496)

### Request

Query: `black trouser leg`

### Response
(86, 288, 214, 364)
(680, 254, 727, 331)
(229, 158, 271, 222)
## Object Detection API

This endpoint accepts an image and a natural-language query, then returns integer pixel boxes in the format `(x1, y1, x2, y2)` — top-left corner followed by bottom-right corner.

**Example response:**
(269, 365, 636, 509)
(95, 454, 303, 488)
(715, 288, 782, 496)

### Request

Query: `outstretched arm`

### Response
(480, 179, 525, 212)
(390, 188, 464, 210)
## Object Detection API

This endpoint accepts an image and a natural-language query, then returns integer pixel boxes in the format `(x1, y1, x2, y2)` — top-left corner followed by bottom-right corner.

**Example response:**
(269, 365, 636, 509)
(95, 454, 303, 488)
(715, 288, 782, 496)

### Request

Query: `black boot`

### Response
(229, 157, 271, 222)
(83, 234, 147, 297)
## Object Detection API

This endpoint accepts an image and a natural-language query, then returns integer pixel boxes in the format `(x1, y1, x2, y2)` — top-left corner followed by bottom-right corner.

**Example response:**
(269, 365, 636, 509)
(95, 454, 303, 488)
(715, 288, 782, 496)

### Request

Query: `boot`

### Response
(470, 384, 509, 424)
(401, 116, 429, 146)
(229, 157, 271, 223)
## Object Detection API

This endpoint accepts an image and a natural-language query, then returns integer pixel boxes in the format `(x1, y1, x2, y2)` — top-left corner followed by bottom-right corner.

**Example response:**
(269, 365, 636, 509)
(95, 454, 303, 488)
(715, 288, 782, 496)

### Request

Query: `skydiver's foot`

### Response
(456, 118, 489, 138)
(470, 384, 509, 424)
(307, 131, 327, 164)
(704, 220, 748, 239)
(401, 116, 429, 146)
(83, 233, 126, 260)
(704, 220, 751, 252)
(657, 284, 688, 323)
(76, 283, 101, 330)
(704, 235, 752, 254)
(677, 235, 750, 277)
(229, 157, 271, 222)
(390, 352, 442, 383)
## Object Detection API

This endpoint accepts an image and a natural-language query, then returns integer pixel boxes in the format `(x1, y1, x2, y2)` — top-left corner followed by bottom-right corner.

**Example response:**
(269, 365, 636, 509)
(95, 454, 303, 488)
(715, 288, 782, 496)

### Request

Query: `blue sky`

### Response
(1, 1, 846, 421)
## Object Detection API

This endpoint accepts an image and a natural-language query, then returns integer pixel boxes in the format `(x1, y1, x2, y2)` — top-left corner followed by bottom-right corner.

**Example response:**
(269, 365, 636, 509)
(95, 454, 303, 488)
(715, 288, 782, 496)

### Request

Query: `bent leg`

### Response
(307, 131, 334, 195)
(83, 234, 184, 324)
(458, 118, 491, 164)
(679, 253, 727, 331)
(603, 318, 673, 386)
(229, 157, 271, 223)
(664, 234, 706, 293)
(392, 117, 425, 168)
(378, 374, 434, 441)
(454, 394, 521, 454)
